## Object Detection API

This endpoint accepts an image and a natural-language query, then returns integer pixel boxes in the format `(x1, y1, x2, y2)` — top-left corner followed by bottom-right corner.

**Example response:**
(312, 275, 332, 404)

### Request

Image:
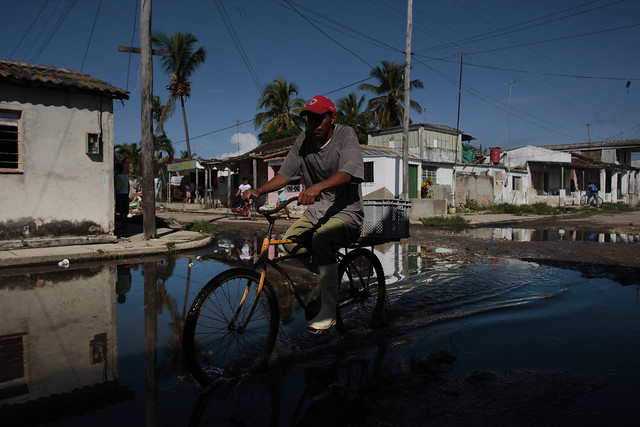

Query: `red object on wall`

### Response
(490, 147, 501, 164)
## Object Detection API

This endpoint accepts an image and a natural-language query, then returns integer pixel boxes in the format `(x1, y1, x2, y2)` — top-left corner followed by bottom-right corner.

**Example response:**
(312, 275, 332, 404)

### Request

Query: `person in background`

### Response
(236, 177, 252, 217)
(243, 95, 364, 333)
(114, 163, 130, 230)
(185, 183, 192, 203)
(587, 182, 600, 207)
(277, 188, 291, 220)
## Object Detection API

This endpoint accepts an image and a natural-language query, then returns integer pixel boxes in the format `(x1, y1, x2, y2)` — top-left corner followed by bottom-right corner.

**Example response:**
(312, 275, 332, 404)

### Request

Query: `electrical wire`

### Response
(31, 0, 78, 63)
(126, 0, 139, 93)
(9, 0, 51, 59)
(416, 0, 628, 54)
(80, 0, 103, 72)
(213, 0, 262, 94)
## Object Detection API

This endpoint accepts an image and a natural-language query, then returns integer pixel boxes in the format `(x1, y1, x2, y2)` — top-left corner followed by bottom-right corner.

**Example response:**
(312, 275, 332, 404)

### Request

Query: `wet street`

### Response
(1, 237, 639, 426)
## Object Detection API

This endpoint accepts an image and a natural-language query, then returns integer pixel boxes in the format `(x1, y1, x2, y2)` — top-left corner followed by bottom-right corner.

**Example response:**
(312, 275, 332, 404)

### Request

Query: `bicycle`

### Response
(579, 193, 603, 207)
(183, 197, 388, 386)
(227, 196, 256, 220)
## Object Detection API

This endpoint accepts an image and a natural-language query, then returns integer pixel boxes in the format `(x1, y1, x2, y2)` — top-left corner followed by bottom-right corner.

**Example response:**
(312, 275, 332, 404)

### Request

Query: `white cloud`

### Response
(219, 133, 259, 159)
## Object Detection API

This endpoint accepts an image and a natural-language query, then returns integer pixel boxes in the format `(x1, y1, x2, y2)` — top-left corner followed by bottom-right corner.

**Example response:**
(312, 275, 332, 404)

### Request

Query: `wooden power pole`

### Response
(401, 0, 413, 200)
(140, 0, 155, 239)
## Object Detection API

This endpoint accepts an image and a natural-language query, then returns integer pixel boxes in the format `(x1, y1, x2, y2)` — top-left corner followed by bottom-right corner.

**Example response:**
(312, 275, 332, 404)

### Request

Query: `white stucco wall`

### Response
(505, 145, 571, 168)
(0, 83, 115, 236)
(362, 156, 401, 198)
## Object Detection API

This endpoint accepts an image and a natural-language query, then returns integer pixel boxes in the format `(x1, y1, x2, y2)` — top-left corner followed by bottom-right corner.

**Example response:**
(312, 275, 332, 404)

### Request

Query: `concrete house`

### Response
(458, 144, 640, 207)
(0, 60, 129, 245)
(366, 123, 474, 200)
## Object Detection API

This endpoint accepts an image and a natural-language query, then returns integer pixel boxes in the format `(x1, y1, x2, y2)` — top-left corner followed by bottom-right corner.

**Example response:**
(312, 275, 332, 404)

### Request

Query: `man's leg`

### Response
(307, 217, 359, 333)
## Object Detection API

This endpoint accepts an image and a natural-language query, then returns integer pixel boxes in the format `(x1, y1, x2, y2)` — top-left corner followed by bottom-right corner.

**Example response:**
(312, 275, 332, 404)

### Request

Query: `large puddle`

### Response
(457, 227, 640, 243)
(1, 239, 639, 425)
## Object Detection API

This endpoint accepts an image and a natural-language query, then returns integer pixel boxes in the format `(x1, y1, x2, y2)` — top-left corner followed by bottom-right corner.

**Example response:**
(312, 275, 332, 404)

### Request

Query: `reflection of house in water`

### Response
(0, 266, 127, 420)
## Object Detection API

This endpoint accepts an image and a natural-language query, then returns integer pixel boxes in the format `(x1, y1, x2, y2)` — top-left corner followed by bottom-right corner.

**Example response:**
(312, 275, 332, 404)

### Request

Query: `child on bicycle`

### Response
(236, 177, 253, 218)
(243, 95, 364, 334)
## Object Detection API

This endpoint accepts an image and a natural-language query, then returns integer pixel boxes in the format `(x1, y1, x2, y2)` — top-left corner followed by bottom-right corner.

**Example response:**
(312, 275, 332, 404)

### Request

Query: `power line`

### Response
(214, 0, 262, 93)
(283, 0, 373, 69)
(462, 23, 640, 56)
(417, 0, 628, 54)
(80, 0, 103, 72)
(9, 0, 51, 59)
(125, 0, 139, 93)
(32, 0, 78, 63)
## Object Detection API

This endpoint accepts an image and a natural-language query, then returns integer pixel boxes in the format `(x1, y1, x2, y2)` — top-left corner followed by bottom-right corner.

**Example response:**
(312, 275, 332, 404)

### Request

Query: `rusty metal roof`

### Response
(0, 60, 129, 100)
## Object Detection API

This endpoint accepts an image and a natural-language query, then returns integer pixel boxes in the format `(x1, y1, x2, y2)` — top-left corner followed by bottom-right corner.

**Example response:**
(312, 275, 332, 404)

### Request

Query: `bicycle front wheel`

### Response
(183, 268, 280, 386)
(580, 195, 587, 206)
(336, 248, 387, 333)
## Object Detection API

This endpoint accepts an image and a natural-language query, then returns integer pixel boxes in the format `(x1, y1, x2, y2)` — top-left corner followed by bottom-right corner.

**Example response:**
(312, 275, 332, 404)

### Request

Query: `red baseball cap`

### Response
(300, 95, 336, 116)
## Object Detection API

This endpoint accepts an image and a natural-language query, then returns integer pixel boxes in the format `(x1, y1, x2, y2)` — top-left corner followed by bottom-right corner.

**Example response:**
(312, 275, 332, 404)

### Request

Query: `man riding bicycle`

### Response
(243, 95, 364, 333)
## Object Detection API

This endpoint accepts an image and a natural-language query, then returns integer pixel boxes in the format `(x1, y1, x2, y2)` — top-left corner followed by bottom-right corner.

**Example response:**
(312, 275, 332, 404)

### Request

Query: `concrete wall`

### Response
(410, 198, 447, 219)
(0, 84, 115, 240)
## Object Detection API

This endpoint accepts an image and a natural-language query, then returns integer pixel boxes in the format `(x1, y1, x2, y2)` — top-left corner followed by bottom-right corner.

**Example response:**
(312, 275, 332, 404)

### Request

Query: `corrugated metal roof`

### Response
(0, 60, 129, 100)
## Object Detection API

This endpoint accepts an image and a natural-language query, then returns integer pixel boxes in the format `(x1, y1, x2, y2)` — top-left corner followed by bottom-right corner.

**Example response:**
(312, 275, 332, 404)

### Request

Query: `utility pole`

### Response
(119, 2, 171, 239)
(452, 53, 464, 209)
(505, 81, 515, 151)
(586, 123, 591, 142)
(140, 0, 155, 239)
(401, 0, 413, 200)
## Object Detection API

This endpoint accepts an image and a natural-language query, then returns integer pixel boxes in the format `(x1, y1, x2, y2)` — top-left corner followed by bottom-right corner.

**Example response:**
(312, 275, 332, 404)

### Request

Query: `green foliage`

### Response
(258, 127, 302, 144)
(358, 60, 424, 130)
(420, 215, 469, 226)
(185, 220, 220, 236)
(254, 78, 306, 134)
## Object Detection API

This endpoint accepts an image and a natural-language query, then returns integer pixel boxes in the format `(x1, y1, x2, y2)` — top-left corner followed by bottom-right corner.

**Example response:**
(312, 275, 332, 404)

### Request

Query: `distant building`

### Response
(0, 60, 128, 245)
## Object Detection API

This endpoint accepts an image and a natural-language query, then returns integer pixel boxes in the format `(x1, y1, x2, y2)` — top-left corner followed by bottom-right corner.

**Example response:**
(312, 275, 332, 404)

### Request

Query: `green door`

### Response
(409, 165, 419, 199)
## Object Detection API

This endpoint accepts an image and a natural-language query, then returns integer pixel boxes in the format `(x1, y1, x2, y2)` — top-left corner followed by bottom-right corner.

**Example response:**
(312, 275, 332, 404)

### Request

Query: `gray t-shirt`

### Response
(279, 124, 364, 229)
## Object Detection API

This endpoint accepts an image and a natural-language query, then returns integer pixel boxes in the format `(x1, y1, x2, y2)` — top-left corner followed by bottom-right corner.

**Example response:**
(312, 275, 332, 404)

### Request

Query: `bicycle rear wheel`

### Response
(336, 248, 386, 333)
(183, 268, 280, 386)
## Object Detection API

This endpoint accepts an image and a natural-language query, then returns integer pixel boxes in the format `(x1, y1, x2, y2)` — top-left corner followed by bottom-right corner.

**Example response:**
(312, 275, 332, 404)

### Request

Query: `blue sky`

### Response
(3, 0, 639, 160)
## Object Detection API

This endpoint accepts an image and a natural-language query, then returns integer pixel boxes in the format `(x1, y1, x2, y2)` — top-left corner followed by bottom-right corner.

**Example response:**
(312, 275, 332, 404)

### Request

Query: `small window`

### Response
(513, 176, 521, 191)
(422, 167, 437, 184)
(364, 161, 374, 182)
(0, 111, 20, 171)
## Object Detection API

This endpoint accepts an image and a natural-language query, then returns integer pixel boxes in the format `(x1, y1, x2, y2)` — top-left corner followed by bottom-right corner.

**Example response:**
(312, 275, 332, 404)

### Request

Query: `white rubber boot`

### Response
(308, 263, 339, 334)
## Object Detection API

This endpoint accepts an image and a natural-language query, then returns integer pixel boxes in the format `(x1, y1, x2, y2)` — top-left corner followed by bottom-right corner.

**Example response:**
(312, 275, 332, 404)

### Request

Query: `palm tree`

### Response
(115, 142, 141, 175)
(336, 92, 371, 144)
(154, 134, 174, 163)
(152, 31, 206, 160)
(254, 78, 305, 139)
(359, 60, 424, 130)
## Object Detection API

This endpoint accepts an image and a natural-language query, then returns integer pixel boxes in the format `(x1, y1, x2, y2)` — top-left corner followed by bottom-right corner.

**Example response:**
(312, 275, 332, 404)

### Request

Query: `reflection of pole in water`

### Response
(144, 262, 158, 426)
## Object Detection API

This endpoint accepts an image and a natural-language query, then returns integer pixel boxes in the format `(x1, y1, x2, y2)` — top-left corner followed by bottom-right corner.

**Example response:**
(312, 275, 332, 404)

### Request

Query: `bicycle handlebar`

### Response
(257, 196, 299, 217)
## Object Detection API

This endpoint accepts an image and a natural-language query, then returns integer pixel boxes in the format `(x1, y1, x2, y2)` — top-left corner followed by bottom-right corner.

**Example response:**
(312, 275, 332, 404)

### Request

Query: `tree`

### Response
(254, 78, 305, 142)
(154, 134, 174, 163)
(359, 60, 423, 130)
(152, 31, 206, 159)
(115, 142, 141, 175)
(336, 92, 371, 144)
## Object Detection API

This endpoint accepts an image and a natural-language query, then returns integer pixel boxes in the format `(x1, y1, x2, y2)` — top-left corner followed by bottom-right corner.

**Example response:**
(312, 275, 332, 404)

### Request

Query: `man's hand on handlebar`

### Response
(297, 184, 322, 205)
(242, 188, 260, 202)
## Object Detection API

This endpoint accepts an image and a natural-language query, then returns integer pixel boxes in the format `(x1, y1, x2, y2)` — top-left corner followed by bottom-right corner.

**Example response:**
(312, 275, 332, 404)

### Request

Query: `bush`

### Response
(420, 215, 469, 227)
(185, 220, 220, 236)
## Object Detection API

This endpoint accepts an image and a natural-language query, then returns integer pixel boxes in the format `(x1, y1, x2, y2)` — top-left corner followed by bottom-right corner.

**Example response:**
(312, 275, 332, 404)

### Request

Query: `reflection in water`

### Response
(1, 240, 638, 425)
(457, 227, 640, 243)
(0, 266, 124, 423)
